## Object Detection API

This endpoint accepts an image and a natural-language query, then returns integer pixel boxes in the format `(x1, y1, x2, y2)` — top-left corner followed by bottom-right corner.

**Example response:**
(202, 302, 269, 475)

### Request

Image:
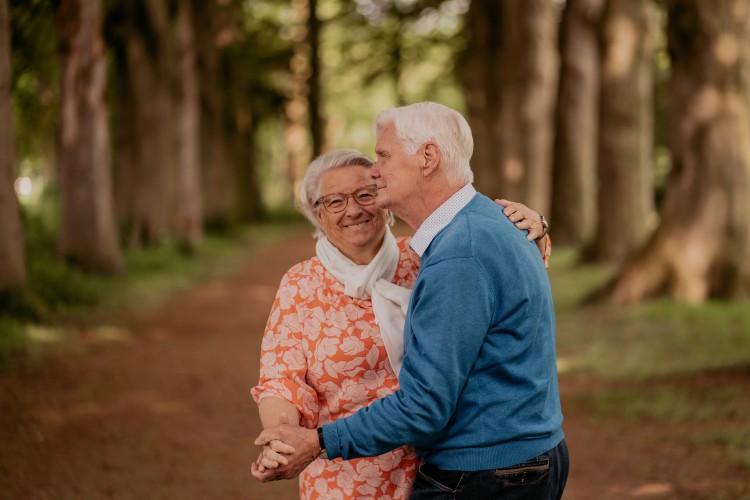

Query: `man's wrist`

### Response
(317, 427, 328, 459)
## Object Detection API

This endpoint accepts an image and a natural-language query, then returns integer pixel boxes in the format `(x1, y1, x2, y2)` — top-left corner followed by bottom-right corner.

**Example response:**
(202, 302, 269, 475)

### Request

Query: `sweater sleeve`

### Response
(324, 255, 494, 459)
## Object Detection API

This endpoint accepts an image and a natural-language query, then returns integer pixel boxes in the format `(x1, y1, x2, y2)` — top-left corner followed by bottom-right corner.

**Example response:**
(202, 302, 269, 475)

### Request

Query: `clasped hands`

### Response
(251, 413, 321, 482)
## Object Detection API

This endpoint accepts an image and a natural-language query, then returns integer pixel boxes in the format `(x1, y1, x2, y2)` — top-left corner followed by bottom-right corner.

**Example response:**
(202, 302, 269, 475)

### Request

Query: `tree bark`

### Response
(56, 0, 122, 273)
(585, 0, 655, 263)
(195, 1, 236, 225)
(461, 0, 501, 199)
(465, 0, 558, 213)
(550, 0, 603, 245)
(173, 0, 202, 246)
(124, 0, 174, 246)
(602, 0, 750, 303)
(308, 0, 323, 158)
(0, 0, 27, 289)
(284, 0, 313, 199)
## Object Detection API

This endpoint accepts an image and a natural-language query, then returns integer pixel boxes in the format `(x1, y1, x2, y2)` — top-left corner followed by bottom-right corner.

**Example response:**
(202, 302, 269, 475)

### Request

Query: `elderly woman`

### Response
(251, 149, 549, 499)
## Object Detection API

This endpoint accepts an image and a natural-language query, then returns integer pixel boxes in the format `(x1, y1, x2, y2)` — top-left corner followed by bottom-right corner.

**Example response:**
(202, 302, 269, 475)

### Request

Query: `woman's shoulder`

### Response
(396, 235, 413, 251)
(395, 235, 420, 283)
(281, 256, 327, 285)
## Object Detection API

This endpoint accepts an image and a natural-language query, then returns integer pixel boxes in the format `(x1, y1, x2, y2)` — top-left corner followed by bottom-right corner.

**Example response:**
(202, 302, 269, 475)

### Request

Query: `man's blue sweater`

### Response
(323, 194, 564, 470)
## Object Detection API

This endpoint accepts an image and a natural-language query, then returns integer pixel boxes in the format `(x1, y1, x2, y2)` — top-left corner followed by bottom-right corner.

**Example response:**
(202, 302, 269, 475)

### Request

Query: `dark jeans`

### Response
(410, 439, 569, 500)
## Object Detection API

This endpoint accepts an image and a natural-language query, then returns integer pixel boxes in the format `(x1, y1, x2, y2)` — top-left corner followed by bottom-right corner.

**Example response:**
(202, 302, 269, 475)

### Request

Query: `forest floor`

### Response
(1, 230, 749, 500)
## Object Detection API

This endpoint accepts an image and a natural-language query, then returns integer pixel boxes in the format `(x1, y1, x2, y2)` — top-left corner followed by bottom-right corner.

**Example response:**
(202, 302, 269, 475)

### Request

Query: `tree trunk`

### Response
(308, 0, 323, 158)
(465, 0, 558, 212)
(173, 0, 202, 246)
(550, 0, 603, 245)
(0, 0, 27, 289)
(585, 0, 655, 263)
(56, 0, 122, 273)
(195, 2, 236, 226)
(461, 0, 501, 199)
(124, 0, 174, 246)
(284, 0, 313, 200)
(602, 0, 750, 303)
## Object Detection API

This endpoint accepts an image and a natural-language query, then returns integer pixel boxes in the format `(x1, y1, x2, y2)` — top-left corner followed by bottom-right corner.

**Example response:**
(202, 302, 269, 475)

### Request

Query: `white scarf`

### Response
(315, 227, 412, 378)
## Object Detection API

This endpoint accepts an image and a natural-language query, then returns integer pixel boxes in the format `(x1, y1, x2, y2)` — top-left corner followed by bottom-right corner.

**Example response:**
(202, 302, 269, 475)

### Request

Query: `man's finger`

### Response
(255, 429, 281, 446)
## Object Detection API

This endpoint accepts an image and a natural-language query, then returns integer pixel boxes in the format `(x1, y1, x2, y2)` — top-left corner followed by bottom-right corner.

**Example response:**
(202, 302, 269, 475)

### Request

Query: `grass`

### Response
(548, 247, 750, 472)
(550, 248, 750, 380)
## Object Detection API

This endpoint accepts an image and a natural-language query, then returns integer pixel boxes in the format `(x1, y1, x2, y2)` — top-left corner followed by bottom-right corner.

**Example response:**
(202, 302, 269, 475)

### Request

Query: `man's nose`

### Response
(370, 164, 381, 179)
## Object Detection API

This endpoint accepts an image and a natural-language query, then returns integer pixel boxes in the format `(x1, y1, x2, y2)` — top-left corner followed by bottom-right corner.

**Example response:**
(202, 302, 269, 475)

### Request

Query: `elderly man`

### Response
(254, 102, 568, 499)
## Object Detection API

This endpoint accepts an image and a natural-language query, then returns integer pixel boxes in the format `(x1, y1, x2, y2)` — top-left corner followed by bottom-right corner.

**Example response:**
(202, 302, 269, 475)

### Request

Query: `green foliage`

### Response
(9, 0, 58, 163)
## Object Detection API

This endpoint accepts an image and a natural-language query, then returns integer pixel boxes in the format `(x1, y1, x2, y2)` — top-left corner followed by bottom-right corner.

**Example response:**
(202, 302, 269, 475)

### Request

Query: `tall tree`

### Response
(283, 0, 314, 195)
(122, 0, 174, 245)
(464, 0, 558, 212)
(195, 0, 236, 225)
(550, 0, 603, 245)
(307, 0, 323, 157)
(602, 0, 750, 303)
(585, 0, 655, 263)
(173, 0, 202, 246)
(0, 0, 27, 290)
(56, 0, 122, 273)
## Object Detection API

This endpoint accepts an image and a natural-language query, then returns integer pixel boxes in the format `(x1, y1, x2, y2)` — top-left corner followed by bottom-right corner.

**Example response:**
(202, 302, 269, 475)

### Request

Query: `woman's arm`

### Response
(258, 397, 301, 429)
(253, 397, 302, 473)
(495, 199, 552, 266)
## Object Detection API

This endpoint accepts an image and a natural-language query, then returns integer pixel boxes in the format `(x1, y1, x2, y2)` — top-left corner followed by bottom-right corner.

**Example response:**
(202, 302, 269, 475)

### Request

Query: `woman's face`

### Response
(316, 165, 389, 264)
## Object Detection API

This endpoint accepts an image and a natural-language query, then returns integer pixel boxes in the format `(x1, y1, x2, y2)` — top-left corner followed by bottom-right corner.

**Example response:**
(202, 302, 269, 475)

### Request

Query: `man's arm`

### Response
(325, 255, 493, 458)
(256, 257, 493, 471)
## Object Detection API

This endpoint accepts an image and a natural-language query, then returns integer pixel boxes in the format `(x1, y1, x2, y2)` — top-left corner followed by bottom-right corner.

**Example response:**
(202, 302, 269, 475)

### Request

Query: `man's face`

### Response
(371, 125, 422, 215)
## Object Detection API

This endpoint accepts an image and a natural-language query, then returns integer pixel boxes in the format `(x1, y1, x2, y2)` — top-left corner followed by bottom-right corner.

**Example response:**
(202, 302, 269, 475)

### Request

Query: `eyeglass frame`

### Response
(313, 184, 379, 214)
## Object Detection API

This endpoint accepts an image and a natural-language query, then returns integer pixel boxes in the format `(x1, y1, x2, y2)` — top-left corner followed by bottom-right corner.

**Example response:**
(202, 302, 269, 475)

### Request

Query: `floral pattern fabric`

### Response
(252, 237, 421, 500)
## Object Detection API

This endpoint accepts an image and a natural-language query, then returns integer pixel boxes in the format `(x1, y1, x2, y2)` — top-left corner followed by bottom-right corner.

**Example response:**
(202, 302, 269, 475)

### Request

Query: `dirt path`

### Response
(1, 232, 748, 499)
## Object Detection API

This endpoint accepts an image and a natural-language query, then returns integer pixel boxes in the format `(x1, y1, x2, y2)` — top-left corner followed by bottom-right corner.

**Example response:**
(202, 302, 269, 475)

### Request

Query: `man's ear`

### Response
(421, 142, 440, 177)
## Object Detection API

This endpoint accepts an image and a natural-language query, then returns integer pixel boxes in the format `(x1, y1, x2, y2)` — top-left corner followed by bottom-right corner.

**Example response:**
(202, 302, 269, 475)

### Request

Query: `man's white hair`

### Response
(372, 101, 474, 185)
(298, 149, 375, 235)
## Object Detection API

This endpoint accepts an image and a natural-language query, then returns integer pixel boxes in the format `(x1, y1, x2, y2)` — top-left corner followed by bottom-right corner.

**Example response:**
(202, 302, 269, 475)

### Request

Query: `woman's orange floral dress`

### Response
(252, 237, 421, 500)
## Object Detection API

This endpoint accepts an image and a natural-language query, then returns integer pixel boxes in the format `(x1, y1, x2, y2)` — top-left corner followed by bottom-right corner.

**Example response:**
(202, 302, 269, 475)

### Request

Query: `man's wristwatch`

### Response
(537, 215, 549, 240)
(317, 427, 328, 459)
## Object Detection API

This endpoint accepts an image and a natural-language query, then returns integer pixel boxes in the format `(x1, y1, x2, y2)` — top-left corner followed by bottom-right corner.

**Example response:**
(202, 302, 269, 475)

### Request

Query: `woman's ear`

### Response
(421, 141, 440, 177)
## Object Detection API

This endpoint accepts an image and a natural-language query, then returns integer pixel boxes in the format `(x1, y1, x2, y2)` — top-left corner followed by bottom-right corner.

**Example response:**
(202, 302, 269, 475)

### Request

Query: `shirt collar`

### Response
(409, 183, 476, 256)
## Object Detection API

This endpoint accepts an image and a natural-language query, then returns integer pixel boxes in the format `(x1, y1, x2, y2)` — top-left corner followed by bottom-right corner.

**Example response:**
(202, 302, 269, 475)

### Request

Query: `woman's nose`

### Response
(344, 199, 363, 216)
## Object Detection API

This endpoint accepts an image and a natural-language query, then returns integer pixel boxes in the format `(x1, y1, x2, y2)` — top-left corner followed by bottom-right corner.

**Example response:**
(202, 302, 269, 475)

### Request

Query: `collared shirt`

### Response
(409, 183, 477, 257)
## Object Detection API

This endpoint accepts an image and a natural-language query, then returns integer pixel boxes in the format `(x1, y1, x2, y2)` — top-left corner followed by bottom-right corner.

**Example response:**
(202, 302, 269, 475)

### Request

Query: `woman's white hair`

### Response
(298, 149, 377, 236)
(372, 101, 474, 186)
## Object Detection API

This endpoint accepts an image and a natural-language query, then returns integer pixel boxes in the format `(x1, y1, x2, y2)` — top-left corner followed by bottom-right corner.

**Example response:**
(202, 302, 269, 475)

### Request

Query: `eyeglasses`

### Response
(314, 185, 379, 213)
